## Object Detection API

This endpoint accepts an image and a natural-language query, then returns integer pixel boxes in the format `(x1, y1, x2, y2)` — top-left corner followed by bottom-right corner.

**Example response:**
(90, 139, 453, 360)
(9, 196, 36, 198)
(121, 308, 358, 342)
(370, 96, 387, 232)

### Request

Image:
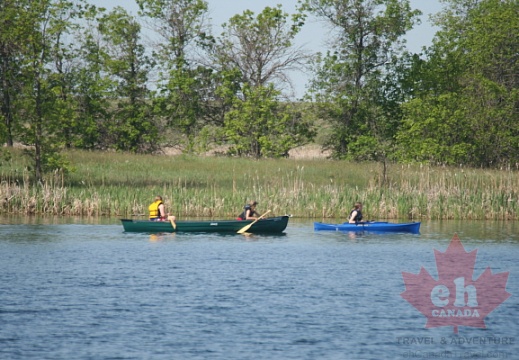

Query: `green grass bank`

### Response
(0, 149, 517, 220)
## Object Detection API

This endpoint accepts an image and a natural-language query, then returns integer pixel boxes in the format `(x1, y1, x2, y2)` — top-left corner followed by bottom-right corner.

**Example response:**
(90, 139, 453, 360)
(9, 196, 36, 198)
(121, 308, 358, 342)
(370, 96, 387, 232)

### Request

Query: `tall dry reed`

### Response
(0, 150, 517, 220)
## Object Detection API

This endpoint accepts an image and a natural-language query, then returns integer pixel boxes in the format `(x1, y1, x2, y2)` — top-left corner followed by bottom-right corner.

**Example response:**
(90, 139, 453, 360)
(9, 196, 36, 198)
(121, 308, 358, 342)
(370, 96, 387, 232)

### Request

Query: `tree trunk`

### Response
(1, 50, 14, 146)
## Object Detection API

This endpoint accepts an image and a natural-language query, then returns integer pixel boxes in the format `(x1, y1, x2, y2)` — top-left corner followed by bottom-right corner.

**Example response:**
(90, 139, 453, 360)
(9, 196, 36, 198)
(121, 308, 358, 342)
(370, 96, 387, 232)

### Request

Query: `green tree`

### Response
(305, 0, 420, 159)
(70, 4, 113, 149)
(0, 0, 35, 147)
(396, 0, 518, 167)
(214, 6, 308, 90)
(99, 7, 157, 152)
(48, 0, 84, 150)
(223, 83, 314, 158)
(213, 6, 313, 157)
(15, 0, 82, 182)
(137, 0, 214, 152)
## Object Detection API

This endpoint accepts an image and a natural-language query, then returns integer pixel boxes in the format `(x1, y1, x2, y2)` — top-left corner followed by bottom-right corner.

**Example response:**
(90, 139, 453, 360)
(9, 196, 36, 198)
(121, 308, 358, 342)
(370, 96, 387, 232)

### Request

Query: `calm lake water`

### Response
(1, 217, 518, 360)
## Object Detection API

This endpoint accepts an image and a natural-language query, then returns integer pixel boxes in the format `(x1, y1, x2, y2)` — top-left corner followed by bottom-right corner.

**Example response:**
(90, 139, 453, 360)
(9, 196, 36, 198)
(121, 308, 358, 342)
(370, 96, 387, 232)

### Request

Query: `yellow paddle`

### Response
(237, 210, 271, 234)
(168, 215, 176, 230)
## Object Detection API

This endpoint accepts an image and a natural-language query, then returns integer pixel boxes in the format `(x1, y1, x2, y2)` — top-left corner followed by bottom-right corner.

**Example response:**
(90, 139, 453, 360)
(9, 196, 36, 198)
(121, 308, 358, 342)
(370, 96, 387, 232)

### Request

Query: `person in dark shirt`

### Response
(348, 202, 364, 224)
(238, 201, 258, 220)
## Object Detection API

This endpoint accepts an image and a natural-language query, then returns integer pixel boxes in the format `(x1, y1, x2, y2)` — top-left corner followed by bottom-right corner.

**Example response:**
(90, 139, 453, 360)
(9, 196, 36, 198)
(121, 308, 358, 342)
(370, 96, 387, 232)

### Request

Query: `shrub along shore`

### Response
(0, 149, 517, 220)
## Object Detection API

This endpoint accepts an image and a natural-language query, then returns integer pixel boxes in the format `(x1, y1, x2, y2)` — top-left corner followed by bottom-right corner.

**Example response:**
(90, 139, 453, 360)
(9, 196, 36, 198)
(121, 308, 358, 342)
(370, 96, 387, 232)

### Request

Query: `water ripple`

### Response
(0, 220, 517, 359)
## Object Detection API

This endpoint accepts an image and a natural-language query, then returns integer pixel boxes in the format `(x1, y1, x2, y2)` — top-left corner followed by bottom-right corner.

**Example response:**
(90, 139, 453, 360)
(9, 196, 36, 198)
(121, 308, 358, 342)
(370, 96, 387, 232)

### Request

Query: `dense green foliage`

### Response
(396, 0, 518, 167)
(0, 0, 517, 184)
(304, 0, 421, 163)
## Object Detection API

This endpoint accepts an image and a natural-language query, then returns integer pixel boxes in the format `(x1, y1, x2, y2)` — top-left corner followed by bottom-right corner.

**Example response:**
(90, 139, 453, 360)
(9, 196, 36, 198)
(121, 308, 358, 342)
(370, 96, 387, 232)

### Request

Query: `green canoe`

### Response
(121, 216, 289, 234)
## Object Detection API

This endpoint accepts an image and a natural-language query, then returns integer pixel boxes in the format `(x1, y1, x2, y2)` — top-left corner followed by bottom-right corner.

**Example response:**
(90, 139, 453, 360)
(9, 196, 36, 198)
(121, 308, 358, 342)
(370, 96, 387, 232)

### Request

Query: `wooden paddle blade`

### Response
(237, 210, 271, 234)
(168, 216, 176, 230)
(237, 223, 252, 234)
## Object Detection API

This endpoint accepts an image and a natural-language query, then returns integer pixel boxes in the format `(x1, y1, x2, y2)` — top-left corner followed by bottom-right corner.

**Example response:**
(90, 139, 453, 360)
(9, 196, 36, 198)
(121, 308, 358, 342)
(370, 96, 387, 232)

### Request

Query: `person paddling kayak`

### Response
(348, 202, 364, 224)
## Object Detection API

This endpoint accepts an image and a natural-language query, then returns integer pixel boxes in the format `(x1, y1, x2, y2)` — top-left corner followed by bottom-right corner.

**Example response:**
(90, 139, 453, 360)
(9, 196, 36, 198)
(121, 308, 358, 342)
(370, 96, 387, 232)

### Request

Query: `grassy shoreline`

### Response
(0, 149, 517, 220)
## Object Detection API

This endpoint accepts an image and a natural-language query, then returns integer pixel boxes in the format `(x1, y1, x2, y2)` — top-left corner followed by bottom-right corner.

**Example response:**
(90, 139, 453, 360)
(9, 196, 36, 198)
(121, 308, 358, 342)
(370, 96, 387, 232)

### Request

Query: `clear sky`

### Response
(87, 0, 443, 97)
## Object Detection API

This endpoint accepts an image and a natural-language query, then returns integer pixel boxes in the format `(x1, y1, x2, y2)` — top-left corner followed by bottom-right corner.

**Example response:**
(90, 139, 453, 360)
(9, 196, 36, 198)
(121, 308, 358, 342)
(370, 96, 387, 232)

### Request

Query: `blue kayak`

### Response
(314, 221, 421, 234)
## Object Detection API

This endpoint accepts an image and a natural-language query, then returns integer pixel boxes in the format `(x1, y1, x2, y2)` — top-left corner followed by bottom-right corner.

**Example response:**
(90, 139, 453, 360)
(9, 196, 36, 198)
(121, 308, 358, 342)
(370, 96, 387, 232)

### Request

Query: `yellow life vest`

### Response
(148, 200, 163, 219)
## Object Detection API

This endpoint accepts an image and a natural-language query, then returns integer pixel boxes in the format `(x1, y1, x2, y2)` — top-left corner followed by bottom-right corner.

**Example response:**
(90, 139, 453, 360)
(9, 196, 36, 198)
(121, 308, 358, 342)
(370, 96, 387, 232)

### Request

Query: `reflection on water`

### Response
(148, 233, 176, 242)
(2, 215, 517, 242)
(143, 230, 289, 243)
(0, 214, 121, 226)
(418, 220, 519, 244)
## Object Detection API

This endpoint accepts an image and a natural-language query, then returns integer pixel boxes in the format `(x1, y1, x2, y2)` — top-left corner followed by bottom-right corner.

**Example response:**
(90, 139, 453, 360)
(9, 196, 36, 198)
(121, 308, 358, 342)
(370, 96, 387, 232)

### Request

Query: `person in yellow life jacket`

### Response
(149, 196, 168, 221)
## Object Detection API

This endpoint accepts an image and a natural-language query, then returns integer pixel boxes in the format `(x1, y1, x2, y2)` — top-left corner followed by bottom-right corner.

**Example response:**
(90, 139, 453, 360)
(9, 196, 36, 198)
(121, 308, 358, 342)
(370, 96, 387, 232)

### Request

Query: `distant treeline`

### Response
(0, 0, 517, 183)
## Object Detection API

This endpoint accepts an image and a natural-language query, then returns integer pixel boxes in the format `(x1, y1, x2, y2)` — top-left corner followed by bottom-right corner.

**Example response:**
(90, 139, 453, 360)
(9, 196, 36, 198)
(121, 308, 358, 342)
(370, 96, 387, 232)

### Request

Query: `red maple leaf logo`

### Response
(401, 234, 511, 333)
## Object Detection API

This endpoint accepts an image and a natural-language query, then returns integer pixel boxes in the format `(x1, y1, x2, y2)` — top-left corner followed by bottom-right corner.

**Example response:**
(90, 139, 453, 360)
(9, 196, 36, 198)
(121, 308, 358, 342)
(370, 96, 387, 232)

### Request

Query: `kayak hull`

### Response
(121, 216, 289, 234)
(314, 221, 421, 234)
